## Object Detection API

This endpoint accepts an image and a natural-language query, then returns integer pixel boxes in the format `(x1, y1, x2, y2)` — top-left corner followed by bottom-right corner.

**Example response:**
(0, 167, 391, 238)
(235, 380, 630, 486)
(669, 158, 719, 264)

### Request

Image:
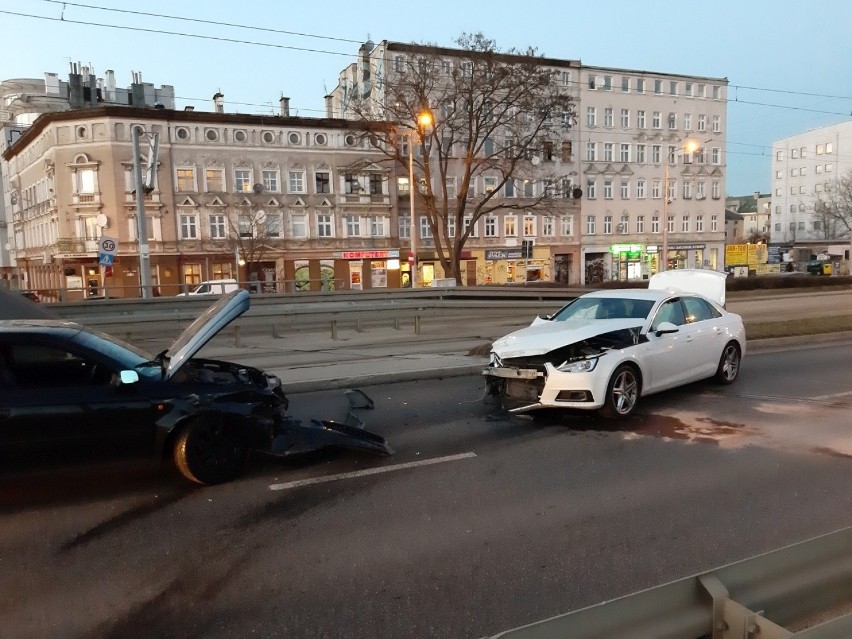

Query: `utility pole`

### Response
(132, 126, 158, 298)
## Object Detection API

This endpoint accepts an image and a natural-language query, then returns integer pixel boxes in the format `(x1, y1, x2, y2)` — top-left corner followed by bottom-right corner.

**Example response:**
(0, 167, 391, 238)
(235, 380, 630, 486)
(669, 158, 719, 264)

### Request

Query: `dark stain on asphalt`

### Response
(622, 414, 748, 444)
(60, 491, 188, 553)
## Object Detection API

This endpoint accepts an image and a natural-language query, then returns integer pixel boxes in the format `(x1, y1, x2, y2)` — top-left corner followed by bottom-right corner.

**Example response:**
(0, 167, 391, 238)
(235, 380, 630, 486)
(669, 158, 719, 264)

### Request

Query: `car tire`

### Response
(173, 417, 247, 485)
(714, 342, 741, 385)
(599, 364, 639, 419)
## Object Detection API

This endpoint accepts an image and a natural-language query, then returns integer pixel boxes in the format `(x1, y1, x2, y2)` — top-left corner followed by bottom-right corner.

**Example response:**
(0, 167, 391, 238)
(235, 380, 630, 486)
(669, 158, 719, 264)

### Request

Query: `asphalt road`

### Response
(1, 343, 850, 638)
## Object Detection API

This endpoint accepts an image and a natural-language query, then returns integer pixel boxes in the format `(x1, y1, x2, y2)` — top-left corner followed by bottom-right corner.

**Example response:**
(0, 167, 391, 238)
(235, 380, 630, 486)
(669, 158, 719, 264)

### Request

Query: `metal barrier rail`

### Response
(490, 526, 852, 639)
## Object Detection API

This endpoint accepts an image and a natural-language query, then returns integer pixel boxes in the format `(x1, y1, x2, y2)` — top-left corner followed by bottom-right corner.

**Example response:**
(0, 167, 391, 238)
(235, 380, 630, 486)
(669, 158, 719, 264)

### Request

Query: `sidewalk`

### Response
(199, 323, 852, 394)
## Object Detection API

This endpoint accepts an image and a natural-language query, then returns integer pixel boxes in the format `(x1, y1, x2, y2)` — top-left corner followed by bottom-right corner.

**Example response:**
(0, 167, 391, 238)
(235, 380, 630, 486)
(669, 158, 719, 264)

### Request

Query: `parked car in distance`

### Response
(19, 291, 40, 302)
(0, 290, 392, 485)
(176, 279, 240, 296)
(483, 270, 746, 418)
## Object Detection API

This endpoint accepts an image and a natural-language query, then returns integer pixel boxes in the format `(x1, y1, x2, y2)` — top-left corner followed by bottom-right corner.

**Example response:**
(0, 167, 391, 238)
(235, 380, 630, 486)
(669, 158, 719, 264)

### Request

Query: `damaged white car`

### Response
(483, 270, 746, 418)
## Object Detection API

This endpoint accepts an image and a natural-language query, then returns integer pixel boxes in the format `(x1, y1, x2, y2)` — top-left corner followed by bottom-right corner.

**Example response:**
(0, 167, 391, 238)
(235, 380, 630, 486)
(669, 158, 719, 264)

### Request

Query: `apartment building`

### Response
(331, 40, 728, 285)
(2, 102, 401, 298)
(770, 120, 852, 258)
(1, 65, 174, 286)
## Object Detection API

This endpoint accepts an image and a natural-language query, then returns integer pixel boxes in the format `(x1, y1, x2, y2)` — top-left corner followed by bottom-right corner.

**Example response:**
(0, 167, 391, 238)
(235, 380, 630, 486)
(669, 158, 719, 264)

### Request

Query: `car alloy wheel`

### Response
(599, 364, 639, 419)
(173, 417, 247, 485)
(714, 342, 741, 385)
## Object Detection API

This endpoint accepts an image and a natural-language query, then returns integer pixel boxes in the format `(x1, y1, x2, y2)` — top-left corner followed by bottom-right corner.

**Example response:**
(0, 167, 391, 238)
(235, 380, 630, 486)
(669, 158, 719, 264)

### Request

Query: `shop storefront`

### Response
(483, 247, 550, 284)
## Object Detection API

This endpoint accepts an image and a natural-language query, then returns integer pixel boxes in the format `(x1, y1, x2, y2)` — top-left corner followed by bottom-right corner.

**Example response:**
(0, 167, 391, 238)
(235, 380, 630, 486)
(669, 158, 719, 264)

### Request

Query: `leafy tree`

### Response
(348, 33, 577, 283)
(812, 171, 852, 240)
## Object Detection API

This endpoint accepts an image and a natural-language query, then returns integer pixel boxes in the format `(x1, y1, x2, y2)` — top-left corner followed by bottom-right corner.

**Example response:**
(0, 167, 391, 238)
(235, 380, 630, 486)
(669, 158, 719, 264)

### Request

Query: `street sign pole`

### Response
(132, 126, 153, 299)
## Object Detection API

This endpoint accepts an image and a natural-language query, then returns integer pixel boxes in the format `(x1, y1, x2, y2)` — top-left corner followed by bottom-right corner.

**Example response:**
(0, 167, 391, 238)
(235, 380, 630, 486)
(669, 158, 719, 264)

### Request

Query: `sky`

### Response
(1, 0, 851, 197)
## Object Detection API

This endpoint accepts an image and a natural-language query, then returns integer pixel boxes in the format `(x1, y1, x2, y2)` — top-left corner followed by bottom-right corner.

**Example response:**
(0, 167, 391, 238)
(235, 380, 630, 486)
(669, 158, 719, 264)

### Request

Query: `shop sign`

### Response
(485, 248, 524, 260)
(341, 249, 399, 260)
(670, 243, 706, 250)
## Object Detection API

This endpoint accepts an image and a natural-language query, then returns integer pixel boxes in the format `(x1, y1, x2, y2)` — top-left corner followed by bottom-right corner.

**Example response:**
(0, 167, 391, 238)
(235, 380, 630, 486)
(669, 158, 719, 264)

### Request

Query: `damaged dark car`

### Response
(0, 290, 392, 485)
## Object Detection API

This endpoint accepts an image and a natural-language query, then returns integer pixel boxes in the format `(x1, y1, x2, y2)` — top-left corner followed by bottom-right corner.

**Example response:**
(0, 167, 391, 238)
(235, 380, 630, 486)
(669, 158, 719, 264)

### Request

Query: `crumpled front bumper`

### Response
(267, 389, 394, 457)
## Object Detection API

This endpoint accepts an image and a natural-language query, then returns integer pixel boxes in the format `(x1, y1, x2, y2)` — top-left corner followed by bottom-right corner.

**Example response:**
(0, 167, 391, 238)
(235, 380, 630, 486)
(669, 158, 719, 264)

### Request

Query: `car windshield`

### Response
(550, 296, 655, 321)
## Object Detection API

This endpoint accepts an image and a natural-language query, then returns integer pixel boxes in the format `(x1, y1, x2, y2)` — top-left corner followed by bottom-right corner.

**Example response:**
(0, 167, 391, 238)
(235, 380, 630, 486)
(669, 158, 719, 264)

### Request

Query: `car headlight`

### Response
(265, 373, 282, 389)
(555, 357, 598, 373)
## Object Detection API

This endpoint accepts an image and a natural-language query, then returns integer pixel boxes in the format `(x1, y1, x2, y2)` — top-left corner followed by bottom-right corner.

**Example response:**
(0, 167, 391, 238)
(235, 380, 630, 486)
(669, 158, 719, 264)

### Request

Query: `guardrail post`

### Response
(414, 315, 421, 335)
(234, 325, 241, 347)
(393, 316, 400, 330)
(356, 319, 363, 333)
(331, 320, 337, 340)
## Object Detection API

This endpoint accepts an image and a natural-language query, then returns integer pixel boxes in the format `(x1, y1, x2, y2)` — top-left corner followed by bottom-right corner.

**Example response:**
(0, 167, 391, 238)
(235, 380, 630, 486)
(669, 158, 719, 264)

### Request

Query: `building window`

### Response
(586, 107, 596, 126)
(636, 179, 646, 199)
(668, 112, 677, 129)
(543, 216, 555, 237)
(504, 215, 517, 237)
(604, 143, 614, 162)
(681, 215, 690, 232)
(345, 214, 361, 237)
(636, 78, 645, 93)
(637, 216, 645, 233)
(561, 215, 573, 236)
(636, 144, 646, 163)
(651, 179, 661, 199)
(698, 114, 706, 132)
(484, 176, 498, 194)
(262, 169, 279, 193)
(621, 109, 630, 128)
(238, 215, 253, 238)
(620, 180, 629, 199)
(711, 148, 720, 165)
(652, 111, 661, 129)
(670, 80, 677, 95)
(712, 181, 720, 199)
(696, 181, 705, 199)
(523, 215, 536, 237)
(317, 213, 334, 237)
(315, 171, 331, 193)
(603, 75, 612, 91)
(711, 214, 718, 232)
(180, 214, 198, 239)
(345, 173, 359, 194)
(370, 216, 386, 237)
(399, 215, 410, 239)
(651, 215, 659, 234)
(369, 173, 383, 195)
(420, 216, 432, 239)
(696, 215, 704, 232)
(683, 113, 692, 130)
(588, 73, 597, 89)
(485, 216, 497, 237)
(585, 142, 597, 161)
(505, 179, 515, 197)
(586, 215, 596, 235)
(712, 115, 721, 133)
(205, 168, 224, 192)
(603, 179, 613, 199)
(265, 214, 282, 238)
(603, 215, 613, 234)
(288, 170, 305, 193)
(587, 179, 597, 199)
(235, 169, 252, 192)
(683, 181, 693, 199)
(176, 168, 196, 192)
(291, 214, 308, 238)
(652, 145, 662, 164)
(620, 143, 631, 162)
(637, 110, 646, 129)
(621, 76, 630, 92)
(604, 108, 613, 127)
(209, 214, 226, 239)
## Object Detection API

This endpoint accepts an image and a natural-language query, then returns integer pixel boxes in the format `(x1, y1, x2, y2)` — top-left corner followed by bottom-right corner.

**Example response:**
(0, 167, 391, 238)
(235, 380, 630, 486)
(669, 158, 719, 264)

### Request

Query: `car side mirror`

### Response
(654, 321, 679, 336)
(119, 370, 140, 385)
(531, 315, 551, 327)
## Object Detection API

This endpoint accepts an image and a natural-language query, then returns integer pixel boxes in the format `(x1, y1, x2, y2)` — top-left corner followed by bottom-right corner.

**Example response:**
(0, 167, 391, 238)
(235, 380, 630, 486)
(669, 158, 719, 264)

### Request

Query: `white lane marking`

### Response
(812, 389, 852, 401)
(269, 452, 478, 491)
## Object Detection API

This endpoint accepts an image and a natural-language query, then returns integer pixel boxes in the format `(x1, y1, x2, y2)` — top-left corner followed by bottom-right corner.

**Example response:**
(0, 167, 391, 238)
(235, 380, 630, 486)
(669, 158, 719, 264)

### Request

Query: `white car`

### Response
(483, 270, 746, 417)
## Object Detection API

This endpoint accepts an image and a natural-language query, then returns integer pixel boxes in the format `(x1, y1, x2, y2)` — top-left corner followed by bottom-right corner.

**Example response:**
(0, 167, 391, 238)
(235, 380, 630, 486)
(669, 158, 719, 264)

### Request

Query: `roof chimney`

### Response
(184, 105, 195, 111)
(213, 92, 224, 113)
(279, 96, 290, 117)
(325, 95, 334, 118)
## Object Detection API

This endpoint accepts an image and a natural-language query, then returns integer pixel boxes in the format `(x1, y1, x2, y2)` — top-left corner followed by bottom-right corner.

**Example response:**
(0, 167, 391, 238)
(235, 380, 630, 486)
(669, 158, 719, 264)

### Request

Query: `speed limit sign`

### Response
(98, 236, 118, 266)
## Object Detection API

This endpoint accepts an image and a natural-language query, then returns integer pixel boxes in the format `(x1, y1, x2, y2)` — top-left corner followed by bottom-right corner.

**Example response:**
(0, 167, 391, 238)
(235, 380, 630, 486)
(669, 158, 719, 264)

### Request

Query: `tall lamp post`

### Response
(661, 139, 698, 272)
(407, 111, 433, 288)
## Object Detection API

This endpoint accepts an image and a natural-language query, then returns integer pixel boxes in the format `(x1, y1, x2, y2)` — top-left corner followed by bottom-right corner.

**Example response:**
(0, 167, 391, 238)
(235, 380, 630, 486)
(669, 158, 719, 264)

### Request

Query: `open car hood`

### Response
(165, 289, 250, 380)
(648, 269, 728, 306)
(492, 318, 643, 358)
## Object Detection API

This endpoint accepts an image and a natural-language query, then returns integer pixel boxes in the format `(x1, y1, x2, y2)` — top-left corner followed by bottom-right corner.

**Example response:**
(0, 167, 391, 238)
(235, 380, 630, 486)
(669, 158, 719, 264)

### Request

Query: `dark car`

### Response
(0, 290, 392, 485)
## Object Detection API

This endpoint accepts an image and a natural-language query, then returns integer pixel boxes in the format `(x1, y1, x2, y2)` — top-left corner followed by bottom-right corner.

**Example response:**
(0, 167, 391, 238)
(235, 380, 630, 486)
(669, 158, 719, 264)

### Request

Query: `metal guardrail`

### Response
(490, 526, 852, 639)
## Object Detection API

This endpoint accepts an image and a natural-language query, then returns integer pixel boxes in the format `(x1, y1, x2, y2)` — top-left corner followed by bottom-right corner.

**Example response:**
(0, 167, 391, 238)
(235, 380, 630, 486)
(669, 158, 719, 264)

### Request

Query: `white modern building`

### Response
(770, 120, 852, 247)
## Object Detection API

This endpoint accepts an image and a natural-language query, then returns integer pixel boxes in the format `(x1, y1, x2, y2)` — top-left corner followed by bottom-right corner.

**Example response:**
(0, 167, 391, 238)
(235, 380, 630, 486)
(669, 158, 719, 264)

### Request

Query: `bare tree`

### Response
(348, 33, 577, 283)
(812, 171, 852, 240)
(227, 207, 280, 287)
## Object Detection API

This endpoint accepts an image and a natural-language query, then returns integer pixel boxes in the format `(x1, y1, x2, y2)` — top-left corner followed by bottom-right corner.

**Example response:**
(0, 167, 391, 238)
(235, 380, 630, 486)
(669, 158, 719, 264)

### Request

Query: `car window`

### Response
(551, 297, 653, 321)
(193, 284, 210, 294)
(7, 343, 115, 388)
(682, 296, 722, 323)
(651, 299, 686, 330)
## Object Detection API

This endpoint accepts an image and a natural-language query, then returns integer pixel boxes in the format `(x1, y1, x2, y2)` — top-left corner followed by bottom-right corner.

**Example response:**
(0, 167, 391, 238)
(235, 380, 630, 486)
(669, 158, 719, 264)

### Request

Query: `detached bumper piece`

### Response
(269, 389, 394, 457)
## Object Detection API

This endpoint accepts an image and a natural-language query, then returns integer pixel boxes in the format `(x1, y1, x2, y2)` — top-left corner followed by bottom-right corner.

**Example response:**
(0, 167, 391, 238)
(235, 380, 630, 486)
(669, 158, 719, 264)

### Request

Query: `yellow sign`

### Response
(725, 244, 749, 266)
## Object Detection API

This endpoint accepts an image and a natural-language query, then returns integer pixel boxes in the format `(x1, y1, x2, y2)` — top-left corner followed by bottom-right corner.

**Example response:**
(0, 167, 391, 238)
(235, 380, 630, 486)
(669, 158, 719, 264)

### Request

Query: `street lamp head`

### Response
(417, 111, 433, 130)
(685, 139, 699, 154)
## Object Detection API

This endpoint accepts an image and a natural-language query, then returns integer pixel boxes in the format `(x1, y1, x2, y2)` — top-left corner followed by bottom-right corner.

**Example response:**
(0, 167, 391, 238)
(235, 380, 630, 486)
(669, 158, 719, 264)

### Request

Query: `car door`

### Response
(0, 337, 159, 470)
(641, 298, 699, 392)
(680, 296, 729, 379)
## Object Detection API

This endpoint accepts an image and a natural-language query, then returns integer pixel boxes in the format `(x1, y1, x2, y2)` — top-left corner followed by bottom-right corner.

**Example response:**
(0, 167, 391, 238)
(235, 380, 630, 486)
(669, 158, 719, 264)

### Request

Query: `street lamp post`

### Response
(407, 111, 433, 288)
(660, 140, 698, 272)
